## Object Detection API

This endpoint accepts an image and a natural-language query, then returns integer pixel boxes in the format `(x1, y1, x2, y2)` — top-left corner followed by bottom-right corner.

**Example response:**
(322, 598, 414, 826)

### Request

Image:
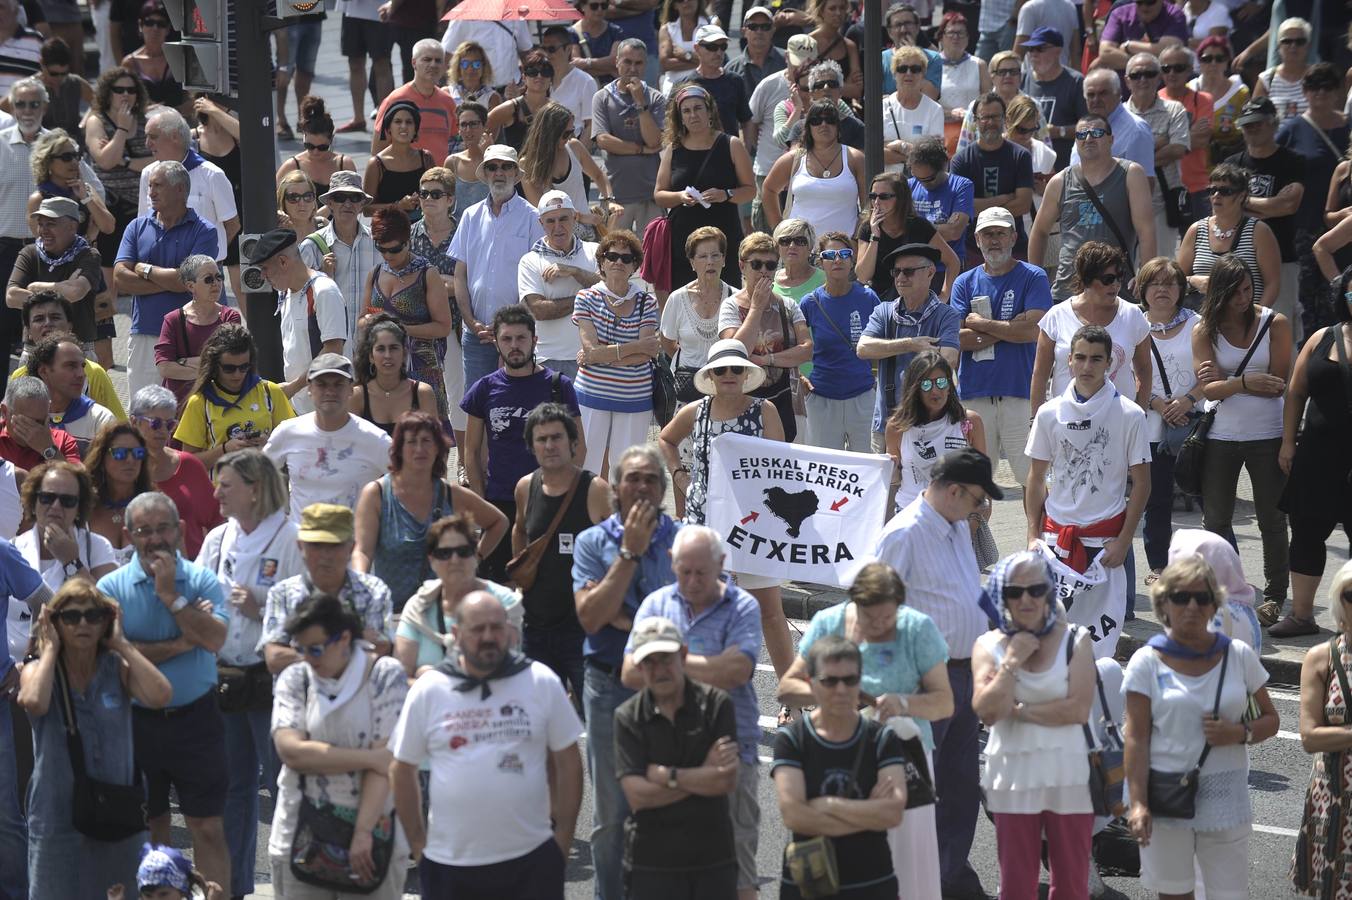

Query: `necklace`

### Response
(375, 376, 403, 398)
(602, 285, 632, 311)
(1210, 216, 1237, 242)
(810, 146, 838, 176)
(103, 496, 132, 526)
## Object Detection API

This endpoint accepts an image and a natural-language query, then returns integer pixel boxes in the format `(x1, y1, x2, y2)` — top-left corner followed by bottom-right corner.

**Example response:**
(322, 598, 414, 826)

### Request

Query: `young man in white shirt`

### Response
(1025, 324, 1151, 575)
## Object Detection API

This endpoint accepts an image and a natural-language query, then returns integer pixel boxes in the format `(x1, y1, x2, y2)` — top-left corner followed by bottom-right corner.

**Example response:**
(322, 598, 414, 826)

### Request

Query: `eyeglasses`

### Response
(975, 113, 1003, 123)
(743, 22, 772, 31)
(108, 446, 148, 461)
(36, 490, 79, 509)
(460, 118, 484, 129)
(429, 543, 477, 560)
(483, 162, 517, 173)
(867, 191, 895, 201)
(328, 194, 365, 205)
(418, 188, 448, 200)
(523, 66, 554, 78)
(1167, 590, 1215, 607)
(130, 523, 177, 538)
(993, 68, 1021, 77)
(1279, 37, 1309, 46)
(918, 376, 949, 391)
(284, 191, 315, 204)
(1199, 54, 1227, 64)
(1160, 63, 1190, 74)
(303, 142, 330, 152)
(811, 79, 840, 90)
(289, 631, 343, 658)
(140, 17, 170, 27)
(1095, 271, 1121, 285)
(1127, 69, 1159, 80)
(744, 258, 776, 271)
(56, 607, 111, 626)
(777, 235, 809, 247)
(1075, 127, 1108, 140)
(1002, 582, 1051, 601)
(816, 673, 861, 688)
(110, 84, 138, 94)
(134, 414, 176, 431)
(51, 151, 79, 162)
(377, 242, 407, 256)
(1208, 185, 1240, 197)
(219, 361, 251, 374)
(459, 59, 484, 70)
(602, 251, 636, 264)
(820, 248, 854, 261)
(891, 263, 932, 278)
(895, 64, 925, 75)
(12, 100, 42, 110)
(700, 42, 729, 52)
(807, 115, 838, 126)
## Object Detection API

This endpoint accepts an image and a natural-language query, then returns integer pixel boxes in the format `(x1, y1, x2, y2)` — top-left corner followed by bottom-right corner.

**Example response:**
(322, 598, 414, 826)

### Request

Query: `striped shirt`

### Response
(572, 285, 658, 412)
(1192, 215, 1264, 305)
(0, 27, 41, 98)
(871, 495, 987, 659)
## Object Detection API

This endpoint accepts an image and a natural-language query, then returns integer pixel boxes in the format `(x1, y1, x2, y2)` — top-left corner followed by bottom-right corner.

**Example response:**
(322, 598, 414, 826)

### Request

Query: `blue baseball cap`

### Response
(1023, 26, 1065, 48)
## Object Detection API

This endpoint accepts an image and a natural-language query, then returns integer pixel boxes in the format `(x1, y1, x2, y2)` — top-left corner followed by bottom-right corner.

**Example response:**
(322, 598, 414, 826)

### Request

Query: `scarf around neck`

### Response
(438, 649, 533, 700)
(35, 234, 88, 270)
(49, 392, 93, 428)
(1053, 379, 1118, 426)
(309, 643, 368, 717)
(202, 372, 262, 413)
(983, 549, 1062, 636)
(895, 292, 939, 328)
(382, 252, 430, 279)
(1149, 307, 1195, 334)
(1148, 630, 1231, 660)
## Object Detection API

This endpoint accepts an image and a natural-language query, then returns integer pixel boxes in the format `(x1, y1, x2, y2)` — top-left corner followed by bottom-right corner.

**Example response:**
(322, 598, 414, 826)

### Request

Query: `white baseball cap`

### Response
(537, 189, 577, 215)
(974, 207, 1017, 233)
(694, 23, 729, 44)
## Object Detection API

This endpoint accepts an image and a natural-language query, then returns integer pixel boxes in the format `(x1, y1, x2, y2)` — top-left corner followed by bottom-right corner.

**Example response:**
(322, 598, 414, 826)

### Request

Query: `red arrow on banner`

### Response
(740, 512, 759, 524)
(830, 497, 849, 511)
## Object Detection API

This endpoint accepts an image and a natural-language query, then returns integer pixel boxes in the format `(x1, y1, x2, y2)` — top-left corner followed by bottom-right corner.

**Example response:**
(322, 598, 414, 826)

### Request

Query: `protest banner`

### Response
(705, 432, 891, 586)
(1034, 541, 1127, 659)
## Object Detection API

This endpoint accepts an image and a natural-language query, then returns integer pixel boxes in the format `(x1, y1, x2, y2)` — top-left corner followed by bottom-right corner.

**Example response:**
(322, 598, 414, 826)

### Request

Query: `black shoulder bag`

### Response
(643, 291, 678, 426)
(1146, 643, 1228, 819)
(1078, 166, 1136, 276)
(1174, 311, 1272, 496)
(54, 662, 148, 842)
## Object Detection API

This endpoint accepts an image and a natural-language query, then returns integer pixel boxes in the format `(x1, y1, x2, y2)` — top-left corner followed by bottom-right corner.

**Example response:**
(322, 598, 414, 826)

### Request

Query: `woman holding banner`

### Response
(658, 337, 794, 685)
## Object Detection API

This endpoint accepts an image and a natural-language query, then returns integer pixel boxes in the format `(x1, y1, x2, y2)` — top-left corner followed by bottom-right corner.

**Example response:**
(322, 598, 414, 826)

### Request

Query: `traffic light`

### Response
(276, 0, 335, 18)
(162, 0, 230, 94)
(238, 234, 271, 293)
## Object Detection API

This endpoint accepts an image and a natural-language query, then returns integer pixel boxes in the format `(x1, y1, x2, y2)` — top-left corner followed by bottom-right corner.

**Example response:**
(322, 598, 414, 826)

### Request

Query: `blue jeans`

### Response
(524, 620, 586, 709)
(461, 332, 500, 393)
(222, 705, 279, 896)
(583, 661, 634, 900)
(929, 660, 983, 896)
(0, 703, 25, 900)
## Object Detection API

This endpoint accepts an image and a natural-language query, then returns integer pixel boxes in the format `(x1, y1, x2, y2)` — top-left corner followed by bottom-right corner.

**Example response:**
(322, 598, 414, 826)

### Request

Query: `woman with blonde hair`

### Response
(807, 0, 863, 100)
(446, 40, 501, 111)
(770, 217, 824, 301)
(1003, 95, 1056, 232)
(27, 128, 114, 241)
(1251, 17, 1312, 123)
(881, 45, 945, 172)
(956, 50, 1025, 153)
(274, 169, 324, 236)
(518, 101, 619, 240)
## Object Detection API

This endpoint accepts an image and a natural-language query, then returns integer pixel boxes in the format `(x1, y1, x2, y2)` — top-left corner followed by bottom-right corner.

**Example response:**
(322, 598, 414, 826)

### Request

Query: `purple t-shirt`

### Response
(459, 367, 581, 501)
(1101, 2, 1188, 46)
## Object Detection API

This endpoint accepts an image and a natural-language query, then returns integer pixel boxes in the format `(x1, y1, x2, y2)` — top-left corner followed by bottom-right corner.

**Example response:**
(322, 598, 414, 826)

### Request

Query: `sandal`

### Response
(1255, 600, 1281, 628)
(1144, 570, 1162, 586)
(777, 705, 795, 727)
(1268, 615, 1320, 638)
(335, 118, 367, 134)
(276, 120, 294, 142)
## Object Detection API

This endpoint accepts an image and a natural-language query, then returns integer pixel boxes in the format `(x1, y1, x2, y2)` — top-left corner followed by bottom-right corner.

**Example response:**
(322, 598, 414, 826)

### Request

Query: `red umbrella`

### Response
(441, 0, 581, 21)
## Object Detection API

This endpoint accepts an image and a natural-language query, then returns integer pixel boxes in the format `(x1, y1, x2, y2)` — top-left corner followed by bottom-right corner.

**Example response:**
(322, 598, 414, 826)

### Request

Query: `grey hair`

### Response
(609, 444, 668, 499)
(773, 217, 817, 248)
(3, 375, 47, 407)
(125, 491, 180, 530)
(1160, 44, 1197, 71)
(146, 105, 192, 148)
(1083, 68, 1120, 94)
(147, 159, 191, 192)
(178, 254, 218, 283)
(10, 76, 47, 104)
(672, 524, 726, 561)
(809, 59, 844, 87)
(413, 38, 443, 59)
(1278, 16, 1312, 40)
(615, 37, 648, 58)
(885, 2, 917, 25)
(130, 384, 178, 417)
(1127, 51, 1160, 73)
(1330, 559, 1352, 633)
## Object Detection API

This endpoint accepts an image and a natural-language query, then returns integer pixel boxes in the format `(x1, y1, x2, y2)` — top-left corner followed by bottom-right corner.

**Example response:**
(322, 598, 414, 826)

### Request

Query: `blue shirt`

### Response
(0, 537, 43, 678)
(909, 172, 974, 269)
(882, 46, 942, 94)
(448, 194, 544, 323)
(949, 261, 1053, 401)
(1069, 104, 1156, 173)
(115, 209, 219, 336)
(799, 282, 878, 401)
(950, 140, 1034, 256)
(860, 295, 962, 431)
(572, 514, 681, 667)
(800, 605, 948, 751)
(98, 553, 227, 707)
(627, 582, 763, 763)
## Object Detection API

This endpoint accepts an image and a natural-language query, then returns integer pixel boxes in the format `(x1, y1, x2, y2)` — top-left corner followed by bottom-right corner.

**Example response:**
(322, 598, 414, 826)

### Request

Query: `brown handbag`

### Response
(505, 470, 582, 590)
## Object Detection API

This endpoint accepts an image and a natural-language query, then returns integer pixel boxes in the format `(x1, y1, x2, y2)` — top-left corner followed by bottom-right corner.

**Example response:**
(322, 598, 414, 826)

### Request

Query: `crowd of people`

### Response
(0, 0, 1350, 897)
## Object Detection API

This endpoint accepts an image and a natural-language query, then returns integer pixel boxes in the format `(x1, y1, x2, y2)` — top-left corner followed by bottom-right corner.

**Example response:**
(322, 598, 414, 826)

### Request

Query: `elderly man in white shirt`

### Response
(136, 105, 239, 266)
(517, 190, 599, 381)
(871, 446, 1001, 900)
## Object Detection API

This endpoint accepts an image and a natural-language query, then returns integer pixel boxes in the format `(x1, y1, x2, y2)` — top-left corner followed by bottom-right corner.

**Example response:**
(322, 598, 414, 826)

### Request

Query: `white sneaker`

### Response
(1088, 857, 1106, 899)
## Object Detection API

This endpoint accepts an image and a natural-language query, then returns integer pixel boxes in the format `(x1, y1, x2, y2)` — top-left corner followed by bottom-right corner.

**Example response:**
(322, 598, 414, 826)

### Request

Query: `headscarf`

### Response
(137, 843, 192, 894)
(982, 549, 1060, 636)
(1168, 528, 1256, 609)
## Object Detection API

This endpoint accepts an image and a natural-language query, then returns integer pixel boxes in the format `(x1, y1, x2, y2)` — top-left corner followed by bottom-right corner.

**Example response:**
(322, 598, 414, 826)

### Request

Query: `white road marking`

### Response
(1276, 730, 1301, 741)
(756, 664, 776, 673)
(1253, 824, 1299, 837)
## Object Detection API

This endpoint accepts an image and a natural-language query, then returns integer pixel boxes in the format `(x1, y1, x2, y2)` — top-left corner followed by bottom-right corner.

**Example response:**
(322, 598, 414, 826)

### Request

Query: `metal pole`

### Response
(862, 0, 883, 180)
(234, 0, 283, 380)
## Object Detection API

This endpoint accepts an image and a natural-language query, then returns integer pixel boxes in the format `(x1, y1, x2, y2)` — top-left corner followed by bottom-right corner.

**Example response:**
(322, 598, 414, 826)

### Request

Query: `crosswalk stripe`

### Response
(1253, 824, 1299, 837)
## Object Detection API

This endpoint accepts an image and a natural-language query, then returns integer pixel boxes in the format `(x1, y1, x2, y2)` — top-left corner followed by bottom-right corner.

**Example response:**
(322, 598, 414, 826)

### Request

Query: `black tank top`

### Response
(360, 379, 422, 436)
(521, 468, 596, 629)
(374, 150, 433, 207)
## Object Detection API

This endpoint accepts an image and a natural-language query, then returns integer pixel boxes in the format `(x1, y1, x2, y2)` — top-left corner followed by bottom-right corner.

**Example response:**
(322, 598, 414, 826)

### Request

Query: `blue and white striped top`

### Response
(572, 283, 658, 412)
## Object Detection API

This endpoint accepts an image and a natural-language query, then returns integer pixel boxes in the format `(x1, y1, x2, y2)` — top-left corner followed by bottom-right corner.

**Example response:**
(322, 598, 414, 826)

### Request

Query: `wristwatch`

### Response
(41, 446, 57, 460)
(619, 548, 640, 563)
(169, 595, 190, 614)
(63, 559, 84, 578)
(666, 766, 679, 789)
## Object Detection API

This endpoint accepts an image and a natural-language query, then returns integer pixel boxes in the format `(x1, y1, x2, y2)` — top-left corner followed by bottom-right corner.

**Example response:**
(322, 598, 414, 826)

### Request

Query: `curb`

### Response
(781, 584, 1306, 687)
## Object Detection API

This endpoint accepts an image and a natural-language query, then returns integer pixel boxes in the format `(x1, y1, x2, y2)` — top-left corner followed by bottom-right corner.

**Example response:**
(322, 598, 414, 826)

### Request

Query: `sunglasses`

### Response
(1160, 63, 1190, 74)
(377, 242, 407, 256)
(744, 258, 776, 271)
(777, 235, 809, 247)
(523, 66, 554, 78)
(1095, 271, 1121, 284)
(895, 64, 925, 75)
(743, 22, 772, 31)
(541, 44, 567, 54)
(811, 80, 840, 90)
(12, 100, 41, 110)
(868, 191, 895, 201)
(51, 150, 79, 162)
(1002, 583, 1051, 601)
(459, 59, 484, 70)
(918, 376, 950, 391)
(1167, 590, 1215, 607)
(1075, 127, 1107, 140)
(807, 115, 839, 126)
(290, 631, 343, 658)
(709, 365, 744, 377)
(328, 194, 365, 205)
(430, 544, 477, 560)
(1127, 69, 1160, 80)
(1199, 54, 1227, 64)
(284, 191, 315, 204)
(110, 85, 138, 94)
(700, 42, 729, 52)
(1279, 37, 1309, 46)
(816, 673, 861, 687)
(303, 141, 330, 152)
(109, 446, 148, 461)
(134, 414, 176, 431)
(1208, 185, 1240, 197)
(1342, 589, 1352, 604)
(892, 263, 931, 278)
(1012, 124, 1038, 135)
(219, 361, 251, 374)
(483, 162, 517, 173)
(993, 67, 1021, 77)
(140, 17, 170, 26)
(56, 607, 111, 626)
(36, 490, 79, 509)
(459, 118, 484, 129)
(820, 248, 854, 261)
(602, 251, 636, 264)
(418, 188, 448, 200)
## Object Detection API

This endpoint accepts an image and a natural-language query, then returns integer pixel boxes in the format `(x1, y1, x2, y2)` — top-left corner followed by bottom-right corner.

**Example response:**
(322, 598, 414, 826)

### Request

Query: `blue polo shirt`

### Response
(627, 582, 763, 763)
(116, 209, 219, 336)
(0, 537, 43, 679)
(572, 514, 680, 668)
(97, 553, 226, 707)
(949, 261, 1053, 401)
(861, 294, 962, 431)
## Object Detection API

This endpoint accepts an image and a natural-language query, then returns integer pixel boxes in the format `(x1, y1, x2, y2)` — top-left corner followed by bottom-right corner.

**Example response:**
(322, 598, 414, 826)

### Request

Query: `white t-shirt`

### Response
(441, 21, 532, 87)
(389, 661, 583, 866)
(1186, 0, 1232, 39)
(9, 525, 115, 658)
(1025, 137, 1057, 232)
(749, 75, 791, 176)
(1038, 299, 1151, 402)
(1027, 386, 1150, 526)
(196, 512, 304, 666)
(517, 239, 597, 362)
(552, 68, 596, 134)
(276, 274, 350, 414)
(1146, 319, 1199, 443)
(50, 401, 116, 456)
(137, 159, 238, 262)
(881, 93, 946, 174)
(263, 414, 392, 521)
(0, 459, 18, 540)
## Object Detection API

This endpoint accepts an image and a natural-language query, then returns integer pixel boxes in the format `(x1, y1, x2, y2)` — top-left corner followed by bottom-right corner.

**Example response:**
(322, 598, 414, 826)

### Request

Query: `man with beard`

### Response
(461, 304, 583, 581)
(96, 490, 231, 895)
(450, 145, 545, 392)
(390, 591, 583, 897)
(951, 93, 1034, 262)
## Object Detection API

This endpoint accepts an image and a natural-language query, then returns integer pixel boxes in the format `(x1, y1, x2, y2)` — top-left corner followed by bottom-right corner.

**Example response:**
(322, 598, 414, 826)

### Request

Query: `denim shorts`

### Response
(286, 20, 323, 74)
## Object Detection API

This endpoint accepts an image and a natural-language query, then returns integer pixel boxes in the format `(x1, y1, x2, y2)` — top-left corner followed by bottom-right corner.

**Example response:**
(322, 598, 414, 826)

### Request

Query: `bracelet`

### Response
(1184, 391, 1197, 404)
(1240, 373, 1248, 390)
(615, 343, 622, 361)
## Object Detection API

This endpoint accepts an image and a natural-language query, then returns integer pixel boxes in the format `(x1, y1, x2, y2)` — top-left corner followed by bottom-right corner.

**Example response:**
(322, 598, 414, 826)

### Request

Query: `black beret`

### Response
(882, 242, 942, 270)
(245, 228, 298, 265)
